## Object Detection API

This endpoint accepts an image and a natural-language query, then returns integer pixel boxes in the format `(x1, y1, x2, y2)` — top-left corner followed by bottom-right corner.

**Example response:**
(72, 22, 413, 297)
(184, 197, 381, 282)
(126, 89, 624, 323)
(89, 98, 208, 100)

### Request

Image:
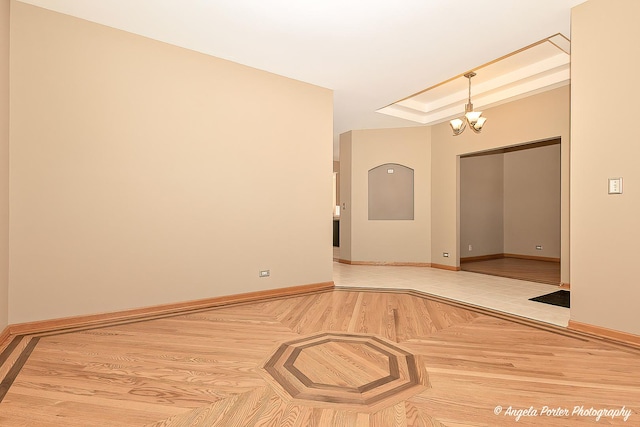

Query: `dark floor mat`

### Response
(529, 290, 570, 308)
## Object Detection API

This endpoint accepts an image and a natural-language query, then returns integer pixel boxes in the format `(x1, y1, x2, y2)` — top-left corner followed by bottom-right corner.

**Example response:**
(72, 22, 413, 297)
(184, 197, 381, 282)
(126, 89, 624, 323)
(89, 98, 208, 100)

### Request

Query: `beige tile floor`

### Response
(332, 249, 569, 327)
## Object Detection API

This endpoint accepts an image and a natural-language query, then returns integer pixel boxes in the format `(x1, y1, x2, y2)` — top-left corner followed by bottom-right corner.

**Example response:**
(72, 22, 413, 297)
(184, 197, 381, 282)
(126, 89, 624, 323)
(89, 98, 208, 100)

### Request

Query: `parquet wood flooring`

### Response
(461, 257, 561, 285)
(0, 289, 638, 426)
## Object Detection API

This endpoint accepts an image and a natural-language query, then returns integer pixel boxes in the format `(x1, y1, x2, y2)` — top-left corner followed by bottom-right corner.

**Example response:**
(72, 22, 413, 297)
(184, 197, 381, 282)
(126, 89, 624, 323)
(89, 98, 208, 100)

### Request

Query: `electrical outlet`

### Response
(468, 244, 472, 251)
(259, 270, 270, 277)
(443, 252, 449, 258)
(536, 245, 543, 250)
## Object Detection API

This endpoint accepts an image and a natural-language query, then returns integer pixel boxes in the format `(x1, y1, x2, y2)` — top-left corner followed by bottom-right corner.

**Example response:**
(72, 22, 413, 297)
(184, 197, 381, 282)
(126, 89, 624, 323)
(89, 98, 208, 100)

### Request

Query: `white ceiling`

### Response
(18, 0, 587, 159)
(378, 34, 571, 126)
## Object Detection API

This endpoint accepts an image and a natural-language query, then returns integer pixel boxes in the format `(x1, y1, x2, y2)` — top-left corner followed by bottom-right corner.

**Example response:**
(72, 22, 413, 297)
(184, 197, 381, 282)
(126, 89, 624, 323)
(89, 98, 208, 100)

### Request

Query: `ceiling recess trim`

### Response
(376, 34, 570, 125)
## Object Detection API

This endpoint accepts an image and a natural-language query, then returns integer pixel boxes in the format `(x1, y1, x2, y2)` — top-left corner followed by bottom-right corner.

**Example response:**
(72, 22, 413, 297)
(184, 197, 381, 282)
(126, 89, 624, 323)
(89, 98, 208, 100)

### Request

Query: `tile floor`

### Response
(332, 253, 570, 327)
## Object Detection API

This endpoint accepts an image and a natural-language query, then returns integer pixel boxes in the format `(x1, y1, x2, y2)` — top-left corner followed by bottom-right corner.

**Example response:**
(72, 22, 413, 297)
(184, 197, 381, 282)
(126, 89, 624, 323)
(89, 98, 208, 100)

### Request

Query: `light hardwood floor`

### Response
(333, 261, 568, 326)
(460, 257, 561, 285)
(1, 289, 638, 426)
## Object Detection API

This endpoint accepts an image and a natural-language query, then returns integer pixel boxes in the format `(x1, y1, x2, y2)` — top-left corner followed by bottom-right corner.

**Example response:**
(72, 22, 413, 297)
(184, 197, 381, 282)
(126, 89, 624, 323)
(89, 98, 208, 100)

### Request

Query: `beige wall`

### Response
(8, 2, 333, 324)
(0, 0, 8, 331)
(571, 0, 640, 335)
(503, 144, 561, 258)
(460, 154, 504, 257)
(431, 86, 570, 281)
(333, 160, 340, 206)
(340, 127, 431, 263)
(338, 132, 352, 258)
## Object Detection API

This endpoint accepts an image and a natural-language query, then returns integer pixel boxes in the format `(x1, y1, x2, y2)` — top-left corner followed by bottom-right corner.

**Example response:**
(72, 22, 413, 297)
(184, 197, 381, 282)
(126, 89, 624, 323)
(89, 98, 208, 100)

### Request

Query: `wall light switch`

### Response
(608, 178, 623, 194)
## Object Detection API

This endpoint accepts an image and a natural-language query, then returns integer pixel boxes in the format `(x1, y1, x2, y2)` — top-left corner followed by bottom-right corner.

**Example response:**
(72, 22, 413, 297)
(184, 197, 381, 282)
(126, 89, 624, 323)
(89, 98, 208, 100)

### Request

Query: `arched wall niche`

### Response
(368, 163, 414, 220)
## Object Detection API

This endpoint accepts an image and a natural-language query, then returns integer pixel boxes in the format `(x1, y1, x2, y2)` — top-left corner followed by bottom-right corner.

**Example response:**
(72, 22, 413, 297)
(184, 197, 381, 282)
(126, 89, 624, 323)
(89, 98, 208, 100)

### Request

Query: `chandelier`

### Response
(450, 72, 486, 136)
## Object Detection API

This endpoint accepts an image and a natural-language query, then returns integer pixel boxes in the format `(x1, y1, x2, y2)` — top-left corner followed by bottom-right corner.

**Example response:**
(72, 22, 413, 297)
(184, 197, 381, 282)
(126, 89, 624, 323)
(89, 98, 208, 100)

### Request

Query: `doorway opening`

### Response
(459, 139, 561, 285)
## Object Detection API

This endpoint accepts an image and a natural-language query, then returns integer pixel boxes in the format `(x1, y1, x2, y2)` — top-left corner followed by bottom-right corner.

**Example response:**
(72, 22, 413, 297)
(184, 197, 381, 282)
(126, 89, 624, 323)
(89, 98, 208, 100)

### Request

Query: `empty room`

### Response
(1, 0, 639, 426)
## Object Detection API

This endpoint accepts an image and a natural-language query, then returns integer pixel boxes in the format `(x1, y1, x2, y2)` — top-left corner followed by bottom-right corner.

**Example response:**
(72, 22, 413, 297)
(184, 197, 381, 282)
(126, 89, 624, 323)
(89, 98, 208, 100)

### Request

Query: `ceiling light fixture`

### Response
(450, 72, 486, 136)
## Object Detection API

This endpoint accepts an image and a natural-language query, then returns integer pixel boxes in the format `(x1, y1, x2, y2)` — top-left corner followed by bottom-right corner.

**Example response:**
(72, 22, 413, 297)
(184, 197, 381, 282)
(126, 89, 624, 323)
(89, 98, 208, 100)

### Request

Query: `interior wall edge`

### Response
(0, 325, 9, 349)
(459, 252, 563, 264)
(0, 0, 11, 334)
(6, 281, 334, 337)
(568, 320, 640, 347)
(430, 263, 461, 272)
(338, 260, 431, 267)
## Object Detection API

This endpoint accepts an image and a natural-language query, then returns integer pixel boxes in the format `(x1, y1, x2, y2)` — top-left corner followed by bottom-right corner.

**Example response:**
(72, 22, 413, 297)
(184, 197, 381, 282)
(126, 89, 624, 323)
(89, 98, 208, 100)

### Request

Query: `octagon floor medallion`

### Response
(261, 332, 429, 411)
